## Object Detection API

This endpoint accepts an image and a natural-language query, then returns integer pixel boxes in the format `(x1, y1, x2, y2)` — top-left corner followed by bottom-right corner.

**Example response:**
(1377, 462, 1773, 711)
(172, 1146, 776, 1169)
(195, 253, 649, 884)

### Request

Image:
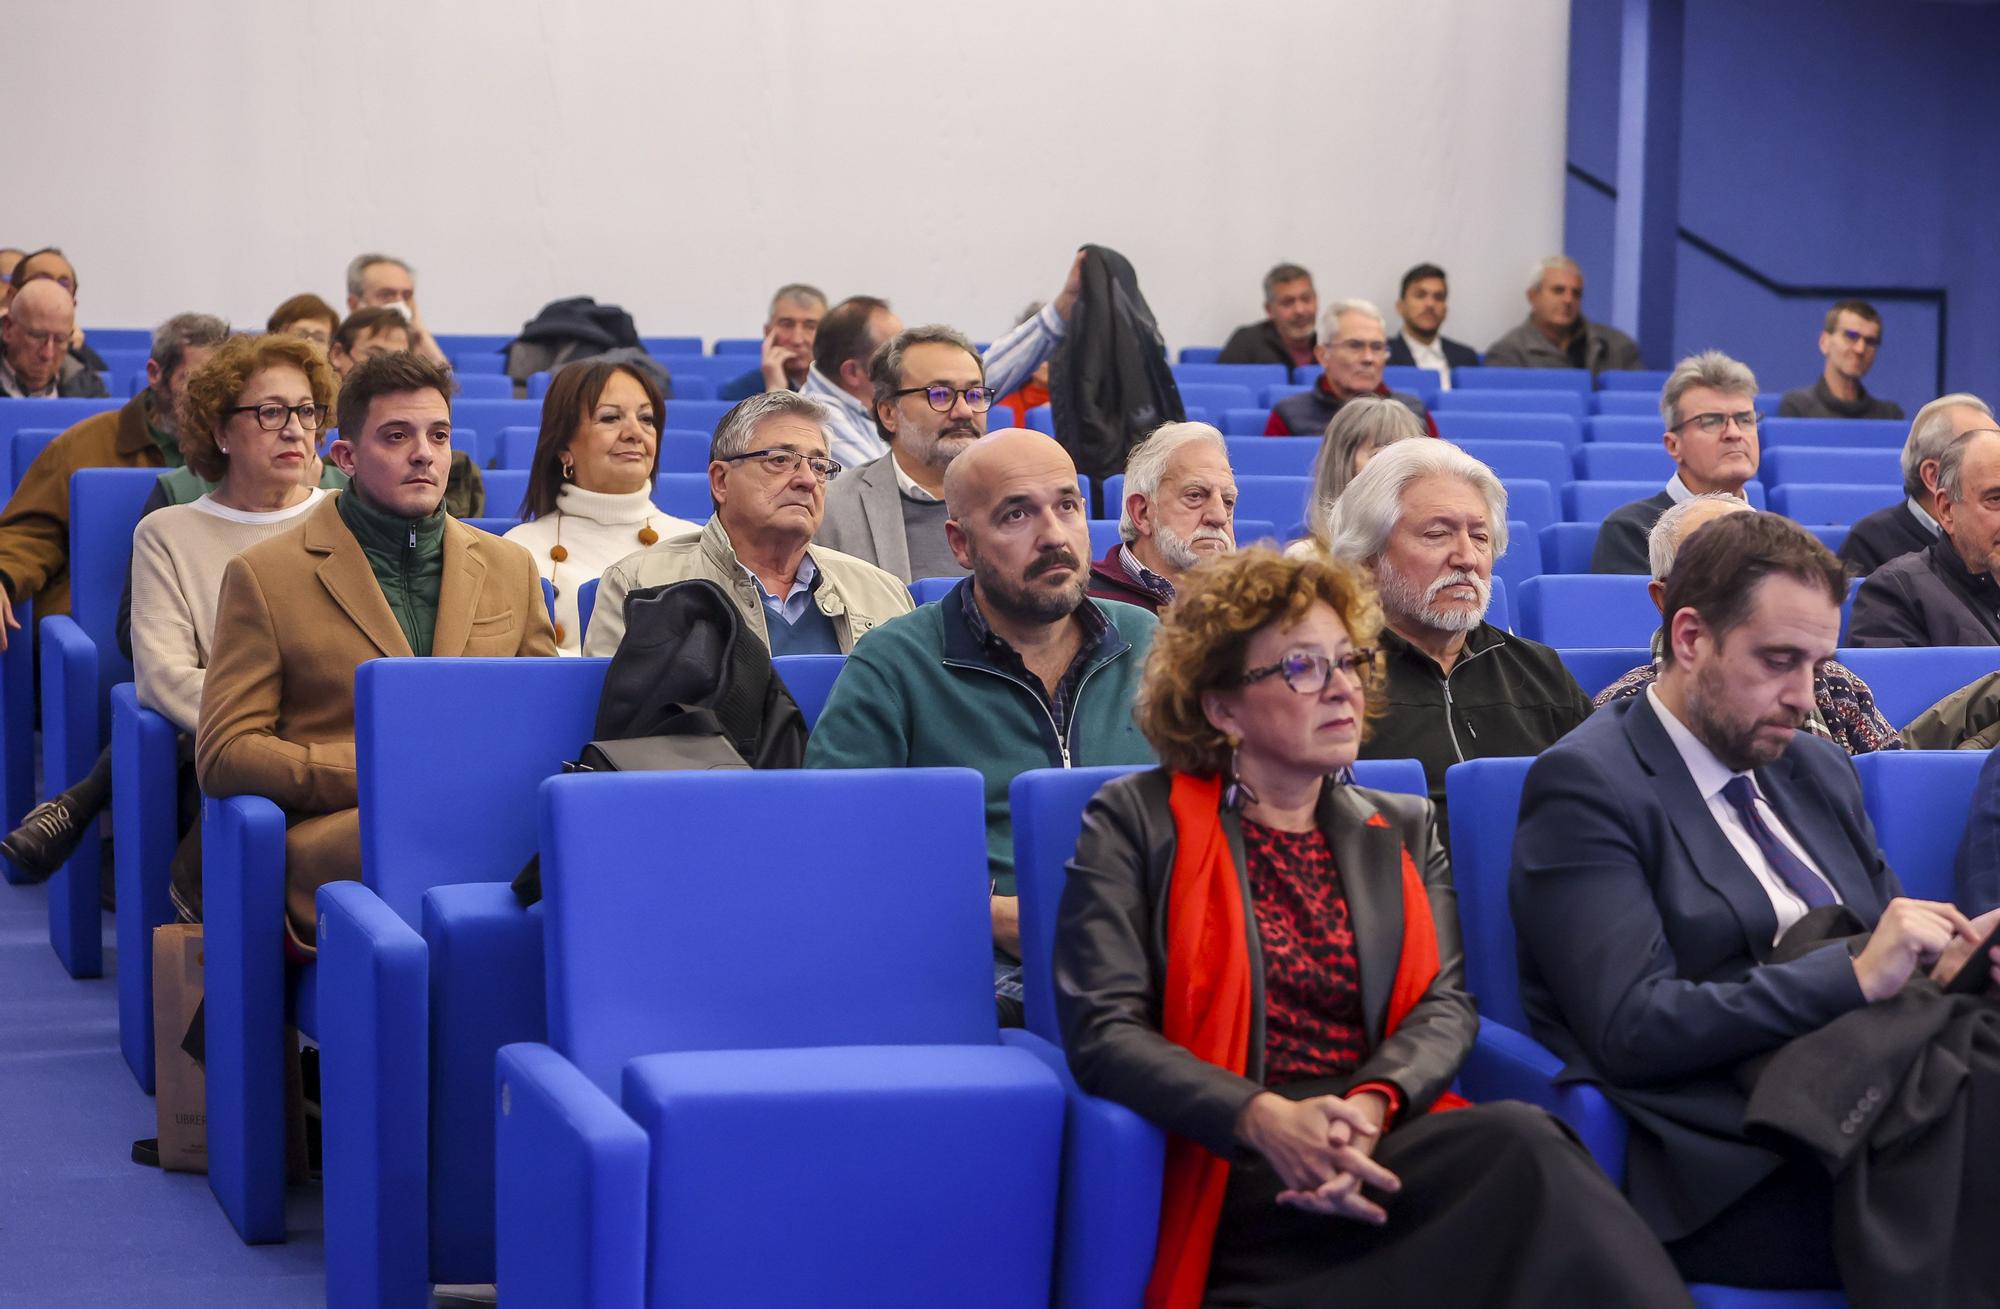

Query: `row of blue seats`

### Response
(1165, 375, 1800, 420)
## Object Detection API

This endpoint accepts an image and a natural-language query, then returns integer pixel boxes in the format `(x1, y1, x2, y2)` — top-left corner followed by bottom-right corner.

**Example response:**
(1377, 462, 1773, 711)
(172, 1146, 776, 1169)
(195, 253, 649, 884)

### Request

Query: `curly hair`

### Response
(1136, 548, 1385, 775)
(179, 333, 338, 483)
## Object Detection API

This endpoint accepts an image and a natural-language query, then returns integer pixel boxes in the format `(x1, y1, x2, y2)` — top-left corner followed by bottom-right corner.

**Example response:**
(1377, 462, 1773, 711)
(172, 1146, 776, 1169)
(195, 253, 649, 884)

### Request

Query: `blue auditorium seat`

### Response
(1853, 750, 1987, 908)
(434, 333, 514, 361)
(1087, 520, 1121, 556)
(1451, 365, 1591, 394)
(79, 327, 154, 352)
(315, 658, 609, 1298)
(712, 337, 763, 356)
(910, 576, 959, 606)
(481, 469, 528, 515)
(1232, 517, 1280, 547)
(1432, 389, 1589, 418)
(454, 373, 513, 400)
(1449, 439, 1570, 488)
(1023, 403, 1056, 436)
(1556, 647, 1652, 699)
(1596, 369, 1674, 392)
(1539, 521, 1599, 574)
(772, 654, 844, 730)
(661, 398, 735, 433)
(1831, 646, 1999, 729)
(1806, 525, 1849, 555)
(1574, 442, 1672, 481)
(641, 335, 703, 356)
(110, 685, 180, 1090)
(1501, 479, 1557, 536)
(496, 770, 1066, 1308)
(1566, 480, 1766, 521)
(526, 369, 713, 402)
(1841, 576, 1863, 644)
(0, 584, 32, 885)
(1222, 437, 1315, 477)
(501, 424, 721, 474)
(0, 397, 120, 458)
(576, 577, 599, 649)
(1759, 447, 1898, 488)
(1590, 392, 1666, 417)
(655, 356, 748, 388)
(1176, 345, 1221, 364)
(39, 468, 159, 977)
(1434, 411, 1583, 452)
(1585, 414, 1669, 444)
(1516, 574, 1660, 646)
(1260, 383, 1310, 408)
(1175, 382, 1256, 413)
(1223, 406, 1274, 435)
(1492, 524, 1538, 607)
(1171, 362, 1286, 390)
(1768, 484, 1898, 525)
(1382, 365, 1443, 401)
(1758, 418, 1905, 449)
(450, 351, 507, 375)
(8, 427, 60, 495)
(449, 399, 540, 448)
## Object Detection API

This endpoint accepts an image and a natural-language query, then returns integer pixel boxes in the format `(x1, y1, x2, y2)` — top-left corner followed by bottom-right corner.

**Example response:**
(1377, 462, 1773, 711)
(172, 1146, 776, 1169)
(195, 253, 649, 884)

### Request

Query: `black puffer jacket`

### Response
(1047, 245, 1183, 488)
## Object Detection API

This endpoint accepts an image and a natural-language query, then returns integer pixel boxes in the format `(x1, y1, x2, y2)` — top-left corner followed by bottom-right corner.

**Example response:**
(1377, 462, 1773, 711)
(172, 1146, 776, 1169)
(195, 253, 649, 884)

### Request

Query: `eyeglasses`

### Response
(1669, 410, 1759, 436)
(718, 448, 842, 482)
(1838, 328, 1881, 349)
(9, 325, 67, 352)
(1331, 339, 1390, 357)
(228, 402, 327, 431)
(891, 385, 998, 413)
(1237, 649, 1378, 695)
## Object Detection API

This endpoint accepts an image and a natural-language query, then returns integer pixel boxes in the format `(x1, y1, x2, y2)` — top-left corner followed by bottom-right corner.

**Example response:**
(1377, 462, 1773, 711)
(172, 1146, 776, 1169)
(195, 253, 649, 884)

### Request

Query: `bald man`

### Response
(0, 280, 105, 398)
(1592, 494, 1902, 754)
(805, 429, 1157, 1021)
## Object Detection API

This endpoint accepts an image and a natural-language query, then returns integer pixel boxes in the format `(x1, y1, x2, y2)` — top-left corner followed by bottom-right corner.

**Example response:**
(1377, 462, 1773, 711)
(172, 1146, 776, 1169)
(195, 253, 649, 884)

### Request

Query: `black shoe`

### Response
(0, 797, 83, 882)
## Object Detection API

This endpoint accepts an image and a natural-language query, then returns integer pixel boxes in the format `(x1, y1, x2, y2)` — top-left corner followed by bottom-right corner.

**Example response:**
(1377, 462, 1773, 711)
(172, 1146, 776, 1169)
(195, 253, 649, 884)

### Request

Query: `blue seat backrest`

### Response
(1574, 442, 1671, 481)
(1381, 365, 1442, 402)
(539, 768, 998, 1092)
(1175, 382, 1256, 413)
(1433, 389, 1587, 419)
(577, 578, 600, 649)
(1760, 447, 1899, 488)
(1595, 370, 1674, 392)
(909, 576, 959, 605)
(1832, 646, 2000, 730)
(1451, 366, 1590, 395)
(1232, 518, 1280, 547)
(1841, 576, 1863, 644)
(661, 399, 735, 434)
(1768, 484, 1898, 526)
(1444, 756, 1536, 1027)
(482, 469, 528, 515)
(1177, 346, 1222, 365)
(1222, 407, 1273, 436)
(451, 352, 507, 375)
(455, 374, 513, 400)
(355, 657, 608, 927)
(1538, 521, 1599, 574)
(1434, 412, 1582, 452)
(0, 398, 121, 463)
(1009, 759, 1431, 1046)
(1491, 527, 1537, 608)
(1852, 750, 1989, 903)
(1087, 520, 1122, 556)
(436, 333, 514, 358)
(1500, 478, 1556, 536)
(712, 337, 763, 356)
(1517, 574, 1660, 647)
(1589, 392, 1664, 417)
(1565, 480, 1766, 522)
(1584, 416, 1667, 446)
(773, 654, 845, 730)
(9, 428, 60, 495)
(452, 399, 542, 446)
(1170, 362, 1286, 390)
(642, 335, 704, 356)
(1556, 646, 1651, 699)
(1222, 437, 1314, 478)
(653, 473, 714, 520)
(68, 468, 160, 684)
(658, 356, 746, 387)
(1448, 439, 1570, 488)
(1758, 418, 1905, 449)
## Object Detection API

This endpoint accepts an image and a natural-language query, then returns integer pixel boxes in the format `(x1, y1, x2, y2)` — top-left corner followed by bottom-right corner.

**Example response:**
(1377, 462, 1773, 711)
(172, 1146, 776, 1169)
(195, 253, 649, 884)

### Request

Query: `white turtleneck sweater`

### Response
(504, 483, 698, 654)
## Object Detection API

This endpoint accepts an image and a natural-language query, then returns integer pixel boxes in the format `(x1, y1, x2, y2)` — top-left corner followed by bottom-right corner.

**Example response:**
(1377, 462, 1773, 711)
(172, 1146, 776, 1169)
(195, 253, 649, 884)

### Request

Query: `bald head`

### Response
(943, 428, 1093, 627)
(2, 279, 78, 393)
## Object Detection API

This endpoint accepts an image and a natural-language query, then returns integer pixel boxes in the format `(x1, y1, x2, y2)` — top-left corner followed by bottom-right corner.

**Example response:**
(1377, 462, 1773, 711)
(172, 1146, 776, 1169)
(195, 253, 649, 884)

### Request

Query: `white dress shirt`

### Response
(1647, 686, 1841, 941)
(1401, 333, 1452, 390)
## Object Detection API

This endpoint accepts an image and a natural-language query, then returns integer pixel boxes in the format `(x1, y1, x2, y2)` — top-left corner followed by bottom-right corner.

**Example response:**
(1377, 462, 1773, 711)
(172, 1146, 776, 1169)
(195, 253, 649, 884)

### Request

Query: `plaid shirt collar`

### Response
(1117, 545, 1177, 604)
(960, 578, 1110, 736)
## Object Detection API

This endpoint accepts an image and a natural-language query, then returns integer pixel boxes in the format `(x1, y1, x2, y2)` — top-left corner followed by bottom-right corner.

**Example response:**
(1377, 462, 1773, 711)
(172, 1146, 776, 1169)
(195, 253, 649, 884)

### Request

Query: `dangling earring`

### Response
(559, 458, 575, 481)
(1222, 735, 1259, 809)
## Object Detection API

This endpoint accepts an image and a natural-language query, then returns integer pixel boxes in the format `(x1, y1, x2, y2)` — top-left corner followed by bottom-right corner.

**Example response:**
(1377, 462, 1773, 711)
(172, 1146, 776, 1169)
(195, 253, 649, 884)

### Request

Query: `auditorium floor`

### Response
(0, 880, 324, 1307)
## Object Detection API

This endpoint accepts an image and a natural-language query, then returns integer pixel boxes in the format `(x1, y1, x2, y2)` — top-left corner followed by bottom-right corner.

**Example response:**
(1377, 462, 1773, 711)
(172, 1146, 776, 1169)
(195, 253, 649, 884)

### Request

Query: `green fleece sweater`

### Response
(804, 584, 1158, 895)
(337, 489, 446, 656)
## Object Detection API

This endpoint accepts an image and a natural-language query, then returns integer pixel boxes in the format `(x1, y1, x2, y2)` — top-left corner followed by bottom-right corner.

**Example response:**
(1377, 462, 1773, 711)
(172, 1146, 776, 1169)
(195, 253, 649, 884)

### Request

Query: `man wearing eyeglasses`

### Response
(1592, 352, 1763, 575)
(3, 247, 110, 377)
(816, 324, 1002, 584)
(584, 390, 912, 656)
(1779, 301, 1904, 421)
(1265, 299, 1435, 436)
(0, 278, 106, 399)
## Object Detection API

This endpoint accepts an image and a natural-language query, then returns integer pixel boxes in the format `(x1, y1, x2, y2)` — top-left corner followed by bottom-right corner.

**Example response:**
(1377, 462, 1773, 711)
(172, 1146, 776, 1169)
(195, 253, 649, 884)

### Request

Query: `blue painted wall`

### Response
(1565, 0, 2000, 409)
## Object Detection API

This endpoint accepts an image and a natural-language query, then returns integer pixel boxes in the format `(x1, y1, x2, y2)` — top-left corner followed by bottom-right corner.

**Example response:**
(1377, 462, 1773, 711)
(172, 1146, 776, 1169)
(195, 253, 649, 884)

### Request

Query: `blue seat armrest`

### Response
(495, 1043, 649, 1309)
(0, 595, 36, 885)
(317, 880, 430, 1306)
(111, 688, 183, 1092)
(203, 792, 293, 1242)
(40, 614, 102, 977)
(1463, 1022, 1628, 1186)
(1000, 1029, 1164, 1309)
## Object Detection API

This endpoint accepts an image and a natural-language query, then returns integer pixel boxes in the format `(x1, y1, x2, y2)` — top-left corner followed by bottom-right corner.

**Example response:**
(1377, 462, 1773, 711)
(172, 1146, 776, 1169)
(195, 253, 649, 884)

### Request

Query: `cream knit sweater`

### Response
(503, 484, 697, 654)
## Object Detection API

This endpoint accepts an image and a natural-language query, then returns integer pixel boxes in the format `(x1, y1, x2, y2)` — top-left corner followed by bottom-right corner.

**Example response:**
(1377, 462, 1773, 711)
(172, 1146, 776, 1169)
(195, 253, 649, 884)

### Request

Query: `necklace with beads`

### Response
(547, 512, 660, 645)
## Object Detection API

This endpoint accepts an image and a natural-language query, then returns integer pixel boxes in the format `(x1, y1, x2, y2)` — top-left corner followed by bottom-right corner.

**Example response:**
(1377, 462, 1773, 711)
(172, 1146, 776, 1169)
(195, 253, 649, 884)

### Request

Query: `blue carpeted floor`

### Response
(0, 879, 324, 1307)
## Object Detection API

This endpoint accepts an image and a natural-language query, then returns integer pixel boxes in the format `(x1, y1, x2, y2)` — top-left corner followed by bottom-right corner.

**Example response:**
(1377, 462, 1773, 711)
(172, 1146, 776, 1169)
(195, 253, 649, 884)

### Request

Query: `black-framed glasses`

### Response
(227, 402, 327, 431)
(891, 385, 998, 413)
(1237, 649, 1378, 695)
(1669, 410, 1759, 436)
(718, 448, 842, 482)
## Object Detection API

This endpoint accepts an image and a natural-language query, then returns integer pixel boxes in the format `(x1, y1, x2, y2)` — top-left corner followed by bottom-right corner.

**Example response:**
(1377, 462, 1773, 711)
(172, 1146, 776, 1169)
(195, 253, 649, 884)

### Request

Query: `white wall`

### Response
(11, 0, 1569, 352)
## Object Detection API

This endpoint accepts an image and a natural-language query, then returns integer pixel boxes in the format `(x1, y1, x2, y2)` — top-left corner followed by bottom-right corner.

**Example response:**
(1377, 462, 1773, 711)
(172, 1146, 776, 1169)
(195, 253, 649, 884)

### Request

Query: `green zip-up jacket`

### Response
(804, 578, 1158, 896)
(336, 489, 446, 656)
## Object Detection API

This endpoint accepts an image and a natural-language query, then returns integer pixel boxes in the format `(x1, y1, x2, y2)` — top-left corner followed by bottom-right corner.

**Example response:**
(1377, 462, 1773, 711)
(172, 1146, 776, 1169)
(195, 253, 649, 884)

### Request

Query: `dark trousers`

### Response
(1661, 1161, 1840, 1289)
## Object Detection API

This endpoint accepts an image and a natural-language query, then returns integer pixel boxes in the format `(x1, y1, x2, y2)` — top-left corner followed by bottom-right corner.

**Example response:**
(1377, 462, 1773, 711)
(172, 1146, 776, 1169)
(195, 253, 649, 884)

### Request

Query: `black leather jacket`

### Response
(1052, 769, 1476, 1159)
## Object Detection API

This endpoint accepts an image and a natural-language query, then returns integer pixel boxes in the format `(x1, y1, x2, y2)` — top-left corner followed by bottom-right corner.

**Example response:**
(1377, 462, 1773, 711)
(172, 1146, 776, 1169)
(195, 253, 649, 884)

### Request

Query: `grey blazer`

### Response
(816, 452, 916, 584)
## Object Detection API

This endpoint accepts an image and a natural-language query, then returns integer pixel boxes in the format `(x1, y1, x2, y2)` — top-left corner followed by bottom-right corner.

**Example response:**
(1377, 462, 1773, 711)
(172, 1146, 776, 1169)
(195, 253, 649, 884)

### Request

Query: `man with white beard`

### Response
(1087, 422, 1238, 613)
(1324, 439, 1595, 839)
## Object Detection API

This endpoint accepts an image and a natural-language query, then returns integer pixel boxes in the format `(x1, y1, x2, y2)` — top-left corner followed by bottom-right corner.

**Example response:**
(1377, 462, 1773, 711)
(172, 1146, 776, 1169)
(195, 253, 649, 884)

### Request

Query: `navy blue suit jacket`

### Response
(1953, 746, 2000, 914)
(1510, 692, 1897, 1240)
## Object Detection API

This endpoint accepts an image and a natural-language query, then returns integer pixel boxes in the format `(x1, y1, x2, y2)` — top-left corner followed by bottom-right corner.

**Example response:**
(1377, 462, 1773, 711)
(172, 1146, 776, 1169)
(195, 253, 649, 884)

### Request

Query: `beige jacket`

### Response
(584, 515, 912, 657)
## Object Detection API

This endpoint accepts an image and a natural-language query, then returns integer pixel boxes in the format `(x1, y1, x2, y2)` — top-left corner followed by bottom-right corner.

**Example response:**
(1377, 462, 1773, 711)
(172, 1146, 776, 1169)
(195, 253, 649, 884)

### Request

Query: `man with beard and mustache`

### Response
(1512, 510, 2000, 1301)
(1323, 439, 1592, 836)
(816, 325, 997, 584)
(806, 429, 1157, 1022)
(1087, 421, 1238, 613)
(1386, 263, 1480, 389)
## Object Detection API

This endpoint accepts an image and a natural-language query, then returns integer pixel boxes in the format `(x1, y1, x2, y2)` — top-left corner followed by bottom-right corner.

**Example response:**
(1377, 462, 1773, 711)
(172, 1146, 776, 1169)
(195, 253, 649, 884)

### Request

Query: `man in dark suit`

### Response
(1849, 425, 2000, 646)
(1384, 263, 1479, 385)
(1513, 511, 2000, 1296)
(1215, 262, 1318, 376)
(1591, 350, 1760, 574)
(1839, 392, 1990, 576)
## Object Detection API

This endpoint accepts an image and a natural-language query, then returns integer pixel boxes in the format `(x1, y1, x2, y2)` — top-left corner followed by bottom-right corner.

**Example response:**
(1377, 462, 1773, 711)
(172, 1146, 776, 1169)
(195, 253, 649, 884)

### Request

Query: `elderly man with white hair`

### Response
(1594, 494, 1903, 754)
(1840, 392, 1994, 577)
(1266, 298, 1435, 436)
(1086, 421, 1237, 612)
(1592, 350, 1763, 574)
(0, 279, 107, 398)
(1324, 439, 1593, 833)
(1483, 254, 1641, 374)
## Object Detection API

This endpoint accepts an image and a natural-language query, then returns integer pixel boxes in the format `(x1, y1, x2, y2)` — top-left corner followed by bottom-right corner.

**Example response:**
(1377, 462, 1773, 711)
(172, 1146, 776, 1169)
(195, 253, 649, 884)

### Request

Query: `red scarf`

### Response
(1145, 773, 1467, 1309)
